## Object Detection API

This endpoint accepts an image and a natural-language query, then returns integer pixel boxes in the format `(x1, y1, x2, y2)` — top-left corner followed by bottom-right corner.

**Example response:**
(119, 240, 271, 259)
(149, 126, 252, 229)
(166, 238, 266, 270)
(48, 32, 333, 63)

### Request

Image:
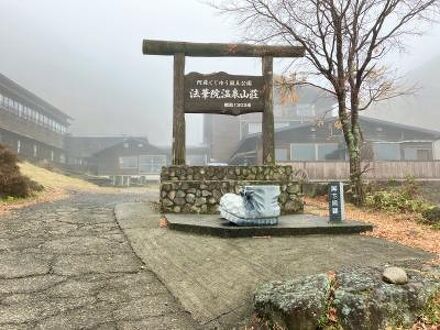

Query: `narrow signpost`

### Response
(142, 40, 305, 165)
(329, 182, 345, 222)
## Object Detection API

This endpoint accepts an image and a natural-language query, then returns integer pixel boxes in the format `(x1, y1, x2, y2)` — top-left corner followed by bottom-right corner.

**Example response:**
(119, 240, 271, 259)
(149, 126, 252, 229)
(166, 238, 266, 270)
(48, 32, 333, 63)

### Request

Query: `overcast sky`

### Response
(1, 0, 440, 145)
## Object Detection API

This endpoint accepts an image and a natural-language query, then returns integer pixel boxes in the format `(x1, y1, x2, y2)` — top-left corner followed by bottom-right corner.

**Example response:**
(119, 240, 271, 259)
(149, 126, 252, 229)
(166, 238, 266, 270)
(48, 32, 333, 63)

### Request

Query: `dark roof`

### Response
(65, 136, 149, 158)
(92, 137, 164, 156)
(359, 116, 440, 137)
(0, 73, 72, 123)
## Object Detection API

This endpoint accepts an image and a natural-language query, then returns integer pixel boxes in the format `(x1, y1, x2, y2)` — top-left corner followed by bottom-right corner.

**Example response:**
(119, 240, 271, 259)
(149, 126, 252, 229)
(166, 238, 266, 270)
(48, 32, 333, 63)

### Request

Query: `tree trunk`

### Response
(337, 94, 365, 206)
(348, 144, 365, 206)
(349, 92, 365, 206)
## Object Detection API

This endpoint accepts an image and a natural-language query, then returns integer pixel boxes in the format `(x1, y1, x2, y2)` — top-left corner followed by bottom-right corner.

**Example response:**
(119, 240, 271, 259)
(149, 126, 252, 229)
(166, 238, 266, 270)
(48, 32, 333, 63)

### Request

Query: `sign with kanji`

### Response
(328, 182, 345, 222)
(184, 72, 264, 116)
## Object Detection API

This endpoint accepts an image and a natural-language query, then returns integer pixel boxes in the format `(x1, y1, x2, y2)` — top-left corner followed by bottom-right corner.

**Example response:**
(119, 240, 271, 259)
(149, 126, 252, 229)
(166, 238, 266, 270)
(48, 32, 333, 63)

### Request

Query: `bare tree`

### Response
(214, 0, 439, 205)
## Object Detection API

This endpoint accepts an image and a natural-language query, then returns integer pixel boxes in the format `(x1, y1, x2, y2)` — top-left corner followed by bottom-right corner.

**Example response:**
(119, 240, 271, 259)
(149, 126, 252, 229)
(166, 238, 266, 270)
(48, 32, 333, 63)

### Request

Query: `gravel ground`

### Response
(0, 190, 199, 330)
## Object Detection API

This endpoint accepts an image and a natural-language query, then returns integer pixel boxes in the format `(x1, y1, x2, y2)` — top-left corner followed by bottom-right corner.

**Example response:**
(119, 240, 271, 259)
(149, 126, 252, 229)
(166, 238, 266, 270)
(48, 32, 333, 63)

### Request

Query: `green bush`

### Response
(365, 190, 432, 213)
(0, 144, 43, 199)
(365, 178, 432, 214)
(422, 207, 440, 224)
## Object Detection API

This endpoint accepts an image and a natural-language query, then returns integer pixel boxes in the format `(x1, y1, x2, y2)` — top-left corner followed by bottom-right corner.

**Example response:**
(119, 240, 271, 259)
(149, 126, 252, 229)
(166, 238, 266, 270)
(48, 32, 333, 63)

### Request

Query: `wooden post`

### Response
(173, 53, 186, 165)
(262, 56, 275, 165)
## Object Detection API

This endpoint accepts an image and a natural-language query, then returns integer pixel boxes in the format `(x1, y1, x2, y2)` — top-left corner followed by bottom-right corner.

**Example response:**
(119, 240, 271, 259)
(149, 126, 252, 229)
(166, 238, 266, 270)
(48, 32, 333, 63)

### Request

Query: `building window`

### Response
(138, 155, 166, 173)
(33, 145, 38, 157)
(17, 140, 21, 154)
(51, 150, 54, 162)
(119, 156, 138, 169)
(290, 144, 315, 161)
(403, 147, 431, 161)
(317, 144, 340, 160)
(275, 148, 288, 162)
(373, 143, 401, 160)
(290, 143, 340, 161)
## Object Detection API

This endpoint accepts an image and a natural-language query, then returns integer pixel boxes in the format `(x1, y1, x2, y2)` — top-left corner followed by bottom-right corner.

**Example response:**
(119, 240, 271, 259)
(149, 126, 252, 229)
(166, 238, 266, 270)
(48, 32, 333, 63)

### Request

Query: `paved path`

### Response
(0, 190, 199, 330)
(116, 202, 434, 329)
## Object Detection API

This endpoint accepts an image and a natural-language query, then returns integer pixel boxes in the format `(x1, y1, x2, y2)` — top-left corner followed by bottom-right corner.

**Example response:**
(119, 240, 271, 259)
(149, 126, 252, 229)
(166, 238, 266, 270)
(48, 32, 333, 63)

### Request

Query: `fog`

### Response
(1, 0, 440, 146)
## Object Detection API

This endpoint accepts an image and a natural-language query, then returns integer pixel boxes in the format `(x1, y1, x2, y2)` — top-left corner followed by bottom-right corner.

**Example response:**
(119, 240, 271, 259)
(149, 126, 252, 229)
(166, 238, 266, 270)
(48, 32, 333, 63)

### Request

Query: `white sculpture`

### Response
(219, 185, 281, 226)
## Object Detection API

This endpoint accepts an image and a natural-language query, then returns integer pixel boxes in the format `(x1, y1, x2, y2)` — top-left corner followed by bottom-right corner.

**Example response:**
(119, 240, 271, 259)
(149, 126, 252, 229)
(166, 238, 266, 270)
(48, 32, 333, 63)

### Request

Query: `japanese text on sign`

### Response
(184, 72, 265, 116)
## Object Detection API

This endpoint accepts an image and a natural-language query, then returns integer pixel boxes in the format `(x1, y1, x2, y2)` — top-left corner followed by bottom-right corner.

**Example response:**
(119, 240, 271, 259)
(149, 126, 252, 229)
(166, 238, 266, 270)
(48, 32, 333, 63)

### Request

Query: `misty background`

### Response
(1, 0, 440, 147)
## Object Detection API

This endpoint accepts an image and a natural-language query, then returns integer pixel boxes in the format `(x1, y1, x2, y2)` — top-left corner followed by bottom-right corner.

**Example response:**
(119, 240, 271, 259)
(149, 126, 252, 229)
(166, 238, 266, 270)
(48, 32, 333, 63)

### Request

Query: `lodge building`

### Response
(0, 73, 71, 163)
(203, 86, 334, 163)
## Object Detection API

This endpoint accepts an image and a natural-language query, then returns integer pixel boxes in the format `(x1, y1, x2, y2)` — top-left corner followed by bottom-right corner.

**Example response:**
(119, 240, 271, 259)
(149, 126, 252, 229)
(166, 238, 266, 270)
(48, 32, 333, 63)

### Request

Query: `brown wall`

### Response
(282, 161, 440, 180)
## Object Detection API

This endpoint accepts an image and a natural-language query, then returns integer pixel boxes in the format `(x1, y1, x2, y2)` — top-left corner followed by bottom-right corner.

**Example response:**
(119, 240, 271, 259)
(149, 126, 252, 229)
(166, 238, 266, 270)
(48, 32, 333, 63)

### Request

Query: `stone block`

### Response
(176, 190, 186, 198)
(159, 165, 304, 215)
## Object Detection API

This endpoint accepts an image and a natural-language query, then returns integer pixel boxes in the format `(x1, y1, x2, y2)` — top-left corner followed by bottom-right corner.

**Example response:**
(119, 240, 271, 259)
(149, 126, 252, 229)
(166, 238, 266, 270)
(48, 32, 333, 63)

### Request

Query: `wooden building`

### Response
(203, 86, 334, 163)
(230, 116, 440, 165)
(65, 136, 209, 185)
(0, 73, 71, 163)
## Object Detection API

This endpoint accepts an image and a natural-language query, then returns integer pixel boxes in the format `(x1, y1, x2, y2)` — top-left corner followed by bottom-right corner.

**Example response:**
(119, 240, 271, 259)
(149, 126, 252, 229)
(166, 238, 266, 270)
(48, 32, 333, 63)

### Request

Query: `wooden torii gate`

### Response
(142, 40, 304, 165)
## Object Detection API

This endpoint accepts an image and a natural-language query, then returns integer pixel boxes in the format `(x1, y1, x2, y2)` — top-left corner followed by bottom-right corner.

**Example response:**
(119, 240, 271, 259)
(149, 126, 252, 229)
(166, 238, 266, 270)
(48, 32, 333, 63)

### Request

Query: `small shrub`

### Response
(365, 190, 432, 214)
(422, 207, 440, 224)
(0, 144, 43, 199)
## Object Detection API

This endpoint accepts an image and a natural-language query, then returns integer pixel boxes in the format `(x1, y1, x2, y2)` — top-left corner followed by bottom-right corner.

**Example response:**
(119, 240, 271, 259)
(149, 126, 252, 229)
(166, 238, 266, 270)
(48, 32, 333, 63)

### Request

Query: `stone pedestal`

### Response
(160, 165, 304, 214)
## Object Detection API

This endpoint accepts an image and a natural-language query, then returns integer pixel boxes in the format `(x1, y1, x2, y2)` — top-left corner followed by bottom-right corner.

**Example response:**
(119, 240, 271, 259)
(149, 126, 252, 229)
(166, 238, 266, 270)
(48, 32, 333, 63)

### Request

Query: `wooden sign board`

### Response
(184, 72, 264, 116)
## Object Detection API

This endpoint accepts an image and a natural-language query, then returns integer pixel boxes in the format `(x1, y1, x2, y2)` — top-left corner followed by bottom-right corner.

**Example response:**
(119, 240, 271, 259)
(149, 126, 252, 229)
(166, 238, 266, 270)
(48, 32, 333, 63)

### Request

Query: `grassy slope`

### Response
(0, 162, 99, 214)
(19, 162, 98, 190)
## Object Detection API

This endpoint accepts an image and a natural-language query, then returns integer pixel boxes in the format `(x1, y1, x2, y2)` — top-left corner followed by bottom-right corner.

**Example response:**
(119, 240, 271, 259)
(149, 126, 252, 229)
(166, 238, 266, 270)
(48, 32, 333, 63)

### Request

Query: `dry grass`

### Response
(0, 162, 101, 215)
(1, 162, 159, 215)
(305, 196, 440, 264)
(19, 162, 98, 191)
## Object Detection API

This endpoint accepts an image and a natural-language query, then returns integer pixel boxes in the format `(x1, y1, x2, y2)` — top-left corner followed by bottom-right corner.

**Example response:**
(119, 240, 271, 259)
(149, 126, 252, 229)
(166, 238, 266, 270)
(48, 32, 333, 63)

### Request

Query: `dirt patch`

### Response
(305, 197, 440, 264)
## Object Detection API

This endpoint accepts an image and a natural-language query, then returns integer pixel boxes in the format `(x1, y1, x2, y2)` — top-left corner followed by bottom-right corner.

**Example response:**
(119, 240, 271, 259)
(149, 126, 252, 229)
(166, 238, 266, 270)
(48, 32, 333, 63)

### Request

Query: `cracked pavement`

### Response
(0, 190, 199, 330)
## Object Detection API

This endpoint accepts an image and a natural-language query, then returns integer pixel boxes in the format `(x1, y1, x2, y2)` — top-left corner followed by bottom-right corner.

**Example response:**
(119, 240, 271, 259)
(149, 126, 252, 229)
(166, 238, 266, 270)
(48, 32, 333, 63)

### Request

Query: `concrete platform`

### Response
(116, 203, 433, 328)
(165, 213, 373, 237)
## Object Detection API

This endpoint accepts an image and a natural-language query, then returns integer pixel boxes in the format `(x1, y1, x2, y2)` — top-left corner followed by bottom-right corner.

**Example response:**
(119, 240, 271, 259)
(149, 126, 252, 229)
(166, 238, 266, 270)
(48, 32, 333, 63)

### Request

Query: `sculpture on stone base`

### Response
(219, 185, 281, 226)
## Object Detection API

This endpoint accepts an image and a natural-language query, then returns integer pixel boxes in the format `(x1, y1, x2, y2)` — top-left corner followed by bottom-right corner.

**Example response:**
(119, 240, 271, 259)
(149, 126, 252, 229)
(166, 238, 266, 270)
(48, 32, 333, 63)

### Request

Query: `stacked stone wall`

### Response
(160, 165, 304, 214)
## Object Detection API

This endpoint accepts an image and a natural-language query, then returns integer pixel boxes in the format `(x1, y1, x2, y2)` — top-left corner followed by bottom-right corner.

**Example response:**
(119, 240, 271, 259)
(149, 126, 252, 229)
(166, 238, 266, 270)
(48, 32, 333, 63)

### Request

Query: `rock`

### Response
(334, 267, 432, 329)
(174, 198, 186, 206)
(195, 197, 206, 207)
(162, 184, 171, 192)
(175, 190, 186, 198)
(287, 184, 300, 194)
(253, 267, 440, 330)
(201, 190, 211, 197)
(254, 274, 330, 330)
(167, 190, 176, 200)
(285, 200, 304, 213)
(383, 267, 408, 285)
(212, 189, 222, 200)
(185, 194, 196, 204)
(162, 199, 173, 208)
